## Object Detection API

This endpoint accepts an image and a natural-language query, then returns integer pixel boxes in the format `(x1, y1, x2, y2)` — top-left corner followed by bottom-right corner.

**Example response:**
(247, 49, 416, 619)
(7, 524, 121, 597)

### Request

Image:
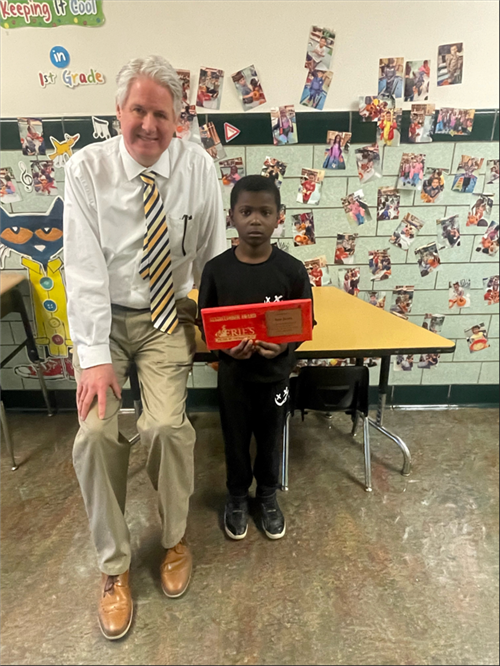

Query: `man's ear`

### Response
(116, 103, 122, 121)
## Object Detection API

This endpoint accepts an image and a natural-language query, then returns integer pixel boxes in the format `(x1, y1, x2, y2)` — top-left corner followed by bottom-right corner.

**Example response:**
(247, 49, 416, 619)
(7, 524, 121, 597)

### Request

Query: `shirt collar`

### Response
(119, 135, 172, 182)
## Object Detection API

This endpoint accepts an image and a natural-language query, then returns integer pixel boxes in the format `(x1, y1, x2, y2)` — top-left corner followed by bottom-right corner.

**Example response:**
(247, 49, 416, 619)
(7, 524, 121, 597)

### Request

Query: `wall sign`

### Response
(1, 0, 105, 28)
(50, 46, 70, 68)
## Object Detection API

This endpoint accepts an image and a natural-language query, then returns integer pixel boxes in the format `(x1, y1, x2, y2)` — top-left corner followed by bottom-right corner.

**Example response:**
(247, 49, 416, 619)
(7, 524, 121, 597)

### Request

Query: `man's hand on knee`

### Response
(77, 364, 122, 421)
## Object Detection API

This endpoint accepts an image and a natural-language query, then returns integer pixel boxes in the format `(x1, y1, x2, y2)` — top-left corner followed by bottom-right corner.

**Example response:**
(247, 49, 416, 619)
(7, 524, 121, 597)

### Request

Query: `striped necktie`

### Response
(139, 170, 178, 334)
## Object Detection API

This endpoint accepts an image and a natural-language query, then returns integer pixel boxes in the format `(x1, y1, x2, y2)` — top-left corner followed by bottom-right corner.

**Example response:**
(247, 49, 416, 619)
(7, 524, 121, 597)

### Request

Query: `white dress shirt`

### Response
(63, 135, 226, 369)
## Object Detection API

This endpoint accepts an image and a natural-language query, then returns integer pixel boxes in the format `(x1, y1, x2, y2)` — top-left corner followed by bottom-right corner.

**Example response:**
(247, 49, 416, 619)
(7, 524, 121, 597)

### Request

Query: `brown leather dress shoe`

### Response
(98, 570, 133, 640)
(160, 539, 192, 598)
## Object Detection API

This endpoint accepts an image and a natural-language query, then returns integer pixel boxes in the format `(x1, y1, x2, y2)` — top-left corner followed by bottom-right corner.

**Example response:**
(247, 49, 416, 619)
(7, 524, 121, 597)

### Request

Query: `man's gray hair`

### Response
(116, 55, 183, 116)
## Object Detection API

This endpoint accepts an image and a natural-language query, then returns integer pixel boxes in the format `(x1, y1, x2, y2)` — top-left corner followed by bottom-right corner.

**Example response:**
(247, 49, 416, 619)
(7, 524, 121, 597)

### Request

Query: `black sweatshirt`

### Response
(198, 246, 314, 383)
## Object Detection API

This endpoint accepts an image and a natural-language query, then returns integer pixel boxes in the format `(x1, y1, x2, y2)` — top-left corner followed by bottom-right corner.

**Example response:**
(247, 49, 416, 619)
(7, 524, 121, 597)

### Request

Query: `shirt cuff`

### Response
(76, 343, 112, 369)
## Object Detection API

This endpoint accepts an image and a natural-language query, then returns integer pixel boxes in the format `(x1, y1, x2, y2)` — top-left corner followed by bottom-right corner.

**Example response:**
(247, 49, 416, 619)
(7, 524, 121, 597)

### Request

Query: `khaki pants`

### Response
(72, 298, 197, 575)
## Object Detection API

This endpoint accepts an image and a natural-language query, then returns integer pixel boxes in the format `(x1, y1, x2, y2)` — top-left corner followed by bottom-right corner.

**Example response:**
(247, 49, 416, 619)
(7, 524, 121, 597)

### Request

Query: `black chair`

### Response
(287, 365, 373, 492)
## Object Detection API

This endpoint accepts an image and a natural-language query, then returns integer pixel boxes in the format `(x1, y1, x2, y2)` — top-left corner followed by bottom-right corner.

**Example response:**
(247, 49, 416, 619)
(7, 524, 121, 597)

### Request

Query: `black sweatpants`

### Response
(217, 362, 289, 498)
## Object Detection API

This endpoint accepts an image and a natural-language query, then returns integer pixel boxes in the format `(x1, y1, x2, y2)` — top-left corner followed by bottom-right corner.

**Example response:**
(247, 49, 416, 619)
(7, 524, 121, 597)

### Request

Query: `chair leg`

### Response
(0, 401, 19, 471)
(281, 410, 290, 492)
(363, 416, 372, 492)
(34, 361, 54, 416)
(351, 410, 361, 437)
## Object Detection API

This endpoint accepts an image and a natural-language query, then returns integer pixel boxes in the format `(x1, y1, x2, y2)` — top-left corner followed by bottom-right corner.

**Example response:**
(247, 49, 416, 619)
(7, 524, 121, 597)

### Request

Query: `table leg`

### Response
(0, 401, 18, 471)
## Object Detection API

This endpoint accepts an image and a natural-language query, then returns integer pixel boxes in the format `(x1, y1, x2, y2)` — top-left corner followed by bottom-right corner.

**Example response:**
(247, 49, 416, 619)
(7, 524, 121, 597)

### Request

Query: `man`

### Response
(445, 44, 462, 84)
(63, 55, 225, 640)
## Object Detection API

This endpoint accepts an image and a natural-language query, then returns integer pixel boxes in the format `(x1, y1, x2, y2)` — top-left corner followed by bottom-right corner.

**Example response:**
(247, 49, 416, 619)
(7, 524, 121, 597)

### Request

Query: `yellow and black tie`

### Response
(139, 170, 178, 334)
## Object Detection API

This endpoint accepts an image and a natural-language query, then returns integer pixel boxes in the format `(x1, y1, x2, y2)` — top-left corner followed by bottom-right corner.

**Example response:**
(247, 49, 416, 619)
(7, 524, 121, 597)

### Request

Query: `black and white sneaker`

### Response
(224, 495, 249, 540)
(259, 494, 286, 540)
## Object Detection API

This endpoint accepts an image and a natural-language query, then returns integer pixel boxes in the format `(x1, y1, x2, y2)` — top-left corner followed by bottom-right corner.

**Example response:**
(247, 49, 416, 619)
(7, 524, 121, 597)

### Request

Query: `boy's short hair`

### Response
(230, 175, 281, 210)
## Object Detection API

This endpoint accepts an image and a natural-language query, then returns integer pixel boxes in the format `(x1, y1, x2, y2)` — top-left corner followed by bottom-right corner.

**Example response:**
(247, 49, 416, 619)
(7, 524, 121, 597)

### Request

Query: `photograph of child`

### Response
(175, 104, 199, 141)
(452, 155, 484, 194)
(219, 157, 245, 188)
(359, 96, 394, 122)
(421, 167, 447, 203)
(232, 65, 266, 111)
(18, 118, 46, 156)
(377, 187, 400, 221)
(466, 194, 494, 227)
(437, 43, 464, 86)
(272, 205, 287, 238)
(404, 60, 431, 101)
(448, 279, 471, 309)
(199, 122, 226, 161)
(422, 314, 445, 334)
(378, 57, 404, 99)
(465, 323, 490, 353)
(297, 168, 324, 205)
(435, 108, 475, 136)
(338, 267, 361, 296)
(292, 212, 316, 246)
(366, 291, 386, 308)
(398, 153, 425, 190)
(415, 241, 441, 277)
(483, 275, 500, 305)
(342, 190, 372, 226)
(355, 145, 382, 184)
(300, 69, 333, 110)
(394, 354, 414, 371)
(417, 353, 440, 369)
(389, 212, 424, 251)
(305, 26, 335, 71)
(271, 106, 298, 146)
(486, 160, 499, 185)
(475, 222, 499, 257)
(438, 215, 461, 248)
(196, 67, 224, 110)
(390, 285, 415, 319)
(377, 108, 402, 147)
(176, 69, 190, 104)
(304, 256, 332, 287)
(368, 249, 392, 281)
(31, 161, 58, 196)
(261, 157, 287, 189)
(334, 233, 358, 265)
(0, 167, 22, 204)
(323, 131, 351, 169)
(409, 104, 436, 144)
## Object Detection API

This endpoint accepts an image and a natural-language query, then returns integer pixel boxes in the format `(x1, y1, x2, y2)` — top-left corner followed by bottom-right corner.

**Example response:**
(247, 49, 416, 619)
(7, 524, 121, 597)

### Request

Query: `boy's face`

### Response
(230, 190, 279, 247)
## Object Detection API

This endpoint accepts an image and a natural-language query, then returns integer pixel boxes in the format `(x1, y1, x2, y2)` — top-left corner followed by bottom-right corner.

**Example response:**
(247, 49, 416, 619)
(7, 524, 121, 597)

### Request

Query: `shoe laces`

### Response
(103, 575, 119, 597)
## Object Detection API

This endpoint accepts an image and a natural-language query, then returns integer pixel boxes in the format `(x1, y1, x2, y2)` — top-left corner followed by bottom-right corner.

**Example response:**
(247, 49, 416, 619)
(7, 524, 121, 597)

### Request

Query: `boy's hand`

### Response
(255, 341, 288, 359)
(227, 339, 256, 360)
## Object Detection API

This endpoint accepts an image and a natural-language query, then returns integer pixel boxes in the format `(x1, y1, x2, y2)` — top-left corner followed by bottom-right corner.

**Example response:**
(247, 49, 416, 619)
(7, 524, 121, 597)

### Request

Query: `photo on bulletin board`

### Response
(271, 106, 298, 146)
(483, 275, 500, 305)
(404, 60, 431, 101)
(219, 157, 245, 187)
(305, 26, 335, 71)
(292, 212, 316, 246)
(486, 160, 499, 186)
(365, 290, 386, 309)
(451, 155, 484, 194)
(0, 167, 22, 204)
(377, 108, 402, 147)
(414, 241, 441, 277)
(261, 157, 287, 189)
(355, 145, 382, 184)
(475, 221, 499, 257)
(297, 168, 324, 205)
(394, 354, 414, 371)
(417, 353, 440, 369)
(368, 249, 392, 281)
(466, 194, 494, 227)
(378, 57, 404, 99)
(437, 43, 464, 86)
(334, 233, 358, 265)
(398, 153, 425, 190)
(435, 108, 475, 136)
(231, 65, 266, 111)
(389, 212, 424, 251)
(422, 314, 445, 334)
(196, 67, 224, 110)
(342, 190, 372, 226)
(300, 69, 333, 110)
(338, 266, 361, 296)
(448, 279, 471, 309)
(438, 215, 461, 249)
(18, 118, 46, 156)
(409, 104, 435, 144)
(175, 105, 200, 142)
(358, 96, 394, 122)
(377, 187, 400, 221)
(199, 122, 226, 161)
(272, 205, 287, 238)
(465, 323, 489, 353)
(31, 161, 58, 196)
(420, 167, 448, 203)
(176, 69, 191, 104)
(323, 131, 351, 170)
(304, 256, 332, 287)
(390, 285, 415, 320)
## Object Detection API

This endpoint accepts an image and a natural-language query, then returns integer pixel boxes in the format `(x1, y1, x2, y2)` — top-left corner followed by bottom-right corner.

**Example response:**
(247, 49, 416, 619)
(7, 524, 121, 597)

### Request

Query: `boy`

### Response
(198, 175, 313, 541)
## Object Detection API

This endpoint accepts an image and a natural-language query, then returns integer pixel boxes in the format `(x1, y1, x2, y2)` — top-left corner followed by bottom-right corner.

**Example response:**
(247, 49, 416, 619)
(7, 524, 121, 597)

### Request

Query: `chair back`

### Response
(295, 366, 369, 417)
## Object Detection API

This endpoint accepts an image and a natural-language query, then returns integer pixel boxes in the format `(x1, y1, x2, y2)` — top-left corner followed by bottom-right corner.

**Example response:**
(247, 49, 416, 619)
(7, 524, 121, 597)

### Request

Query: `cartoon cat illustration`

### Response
(0, 197, 73, 358)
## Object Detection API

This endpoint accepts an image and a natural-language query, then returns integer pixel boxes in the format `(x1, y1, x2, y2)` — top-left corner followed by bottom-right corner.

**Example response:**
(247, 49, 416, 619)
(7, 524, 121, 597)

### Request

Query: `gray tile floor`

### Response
(1, 408, 498, 665)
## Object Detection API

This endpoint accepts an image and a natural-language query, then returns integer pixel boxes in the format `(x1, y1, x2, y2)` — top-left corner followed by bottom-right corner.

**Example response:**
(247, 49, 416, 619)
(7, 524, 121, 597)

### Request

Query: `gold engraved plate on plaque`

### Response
(265, 308, 303, 337)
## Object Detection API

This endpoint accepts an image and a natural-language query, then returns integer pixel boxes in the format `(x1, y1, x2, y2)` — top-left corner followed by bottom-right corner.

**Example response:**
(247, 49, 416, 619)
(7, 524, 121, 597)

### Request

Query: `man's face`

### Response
(116, 76, 177, 167)
(451, 46, 457, 55)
